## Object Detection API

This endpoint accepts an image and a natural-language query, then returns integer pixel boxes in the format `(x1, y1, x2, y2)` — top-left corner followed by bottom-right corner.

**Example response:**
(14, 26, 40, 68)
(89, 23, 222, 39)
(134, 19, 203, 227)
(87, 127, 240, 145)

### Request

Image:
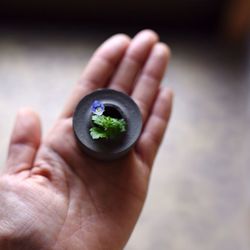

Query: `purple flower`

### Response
(91, 100, 105, 116)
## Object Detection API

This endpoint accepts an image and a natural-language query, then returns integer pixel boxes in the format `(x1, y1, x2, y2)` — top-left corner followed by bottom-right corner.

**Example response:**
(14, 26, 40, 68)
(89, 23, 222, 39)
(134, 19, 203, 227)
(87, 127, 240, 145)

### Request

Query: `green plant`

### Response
(89, 100, 126, 140)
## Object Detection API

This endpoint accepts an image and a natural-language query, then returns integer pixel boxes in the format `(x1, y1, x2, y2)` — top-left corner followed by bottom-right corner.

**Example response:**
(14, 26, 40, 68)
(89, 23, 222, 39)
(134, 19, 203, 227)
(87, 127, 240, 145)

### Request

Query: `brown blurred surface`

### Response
(224, 0, 250, 41)
(0, 28, 250, 250)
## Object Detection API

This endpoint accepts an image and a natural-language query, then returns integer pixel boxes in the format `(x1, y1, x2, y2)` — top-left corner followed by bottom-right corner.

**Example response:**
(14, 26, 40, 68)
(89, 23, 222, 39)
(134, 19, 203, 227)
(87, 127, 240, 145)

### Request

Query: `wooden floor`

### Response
(0, 27, 249, 250)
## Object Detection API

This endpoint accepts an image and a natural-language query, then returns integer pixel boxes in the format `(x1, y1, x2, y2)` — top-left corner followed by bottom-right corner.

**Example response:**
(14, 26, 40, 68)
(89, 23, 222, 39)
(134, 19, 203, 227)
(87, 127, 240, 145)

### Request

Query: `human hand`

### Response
(0, 30, 173, 250)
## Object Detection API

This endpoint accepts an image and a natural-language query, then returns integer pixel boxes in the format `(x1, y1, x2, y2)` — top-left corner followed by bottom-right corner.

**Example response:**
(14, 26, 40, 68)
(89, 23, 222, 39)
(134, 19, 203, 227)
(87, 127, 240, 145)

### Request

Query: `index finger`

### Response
(60, 34, 130, 118)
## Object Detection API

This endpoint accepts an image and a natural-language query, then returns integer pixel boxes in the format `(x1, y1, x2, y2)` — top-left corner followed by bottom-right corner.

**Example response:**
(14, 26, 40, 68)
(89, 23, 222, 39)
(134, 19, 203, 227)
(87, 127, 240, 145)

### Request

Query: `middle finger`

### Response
(109, 30, 158, 94)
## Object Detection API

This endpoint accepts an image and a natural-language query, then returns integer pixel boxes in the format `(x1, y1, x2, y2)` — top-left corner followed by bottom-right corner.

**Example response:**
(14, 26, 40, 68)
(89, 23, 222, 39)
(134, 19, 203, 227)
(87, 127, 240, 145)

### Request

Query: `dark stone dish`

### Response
(73, 88, 142, 160)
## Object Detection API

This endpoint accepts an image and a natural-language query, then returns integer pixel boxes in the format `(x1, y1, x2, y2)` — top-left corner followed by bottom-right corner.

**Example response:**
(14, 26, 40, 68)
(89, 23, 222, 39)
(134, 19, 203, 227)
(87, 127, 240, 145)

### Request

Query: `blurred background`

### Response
(0, 0, 250, 249)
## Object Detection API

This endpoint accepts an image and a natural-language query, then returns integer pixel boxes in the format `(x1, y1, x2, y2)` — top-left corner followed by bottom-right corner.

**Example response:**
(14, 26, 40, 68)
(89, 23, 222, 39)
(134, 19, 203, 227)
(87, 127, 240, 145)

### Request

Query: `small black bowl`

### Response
(73, 88, 142, 160)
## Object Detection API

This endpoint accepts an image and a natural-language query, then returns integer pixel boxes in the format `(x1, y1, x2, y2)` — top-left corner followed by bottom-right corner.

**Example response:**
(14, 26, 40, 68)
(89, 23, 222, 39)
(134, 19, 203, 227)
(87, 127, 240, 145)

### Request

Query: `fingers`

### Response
(6, 108, 41, 173)
(60, 34, 130, 118)
(136, 88, 173, 168)
(109, 30, 158, 94)
(132, 42, 170, 123)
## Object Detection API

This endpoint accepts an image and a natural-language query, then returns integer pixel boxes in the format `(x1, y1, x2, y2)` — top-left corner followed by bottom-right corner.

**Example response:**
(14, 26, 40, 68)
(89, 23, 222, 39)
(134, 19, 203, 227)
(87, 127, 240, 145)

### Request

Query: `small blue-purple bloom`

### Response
(91, 100, 105, 116)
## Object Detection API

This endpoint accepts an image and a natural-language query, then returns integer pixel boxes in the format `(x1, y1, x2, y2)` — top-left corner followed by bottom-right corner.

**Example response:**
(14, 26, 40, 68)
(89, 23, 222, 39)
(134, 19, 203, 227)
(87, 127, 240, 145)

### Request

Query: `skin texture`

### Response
(0, 30, 173, 250)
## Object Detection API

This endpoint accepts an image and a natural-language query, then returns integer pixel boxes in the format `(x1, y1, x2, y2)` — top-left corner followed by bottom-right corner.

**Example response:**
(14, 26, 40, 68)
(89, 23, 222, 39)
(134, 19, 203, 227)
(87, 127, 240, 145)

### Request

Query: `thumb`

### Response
(6, 108, 41, 174)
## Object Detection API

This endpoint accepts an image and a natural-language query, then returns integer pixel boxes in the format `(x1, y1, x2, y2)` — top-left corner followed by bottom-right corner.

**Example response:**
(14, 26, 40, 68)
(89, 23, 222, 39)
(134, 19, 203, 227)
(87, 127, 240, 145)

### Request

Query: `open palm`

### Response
(0, 30, 172, 250)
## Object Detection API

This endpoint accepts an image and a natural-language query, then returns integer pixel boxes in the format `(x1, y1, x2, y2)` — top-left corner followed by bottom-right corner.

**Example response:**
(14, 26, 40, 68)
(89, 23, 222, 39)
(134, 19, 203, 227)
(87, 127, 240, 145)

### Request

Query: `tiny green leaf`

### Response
(90, 115, 126, 140)
(90, 127, 109, 139)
